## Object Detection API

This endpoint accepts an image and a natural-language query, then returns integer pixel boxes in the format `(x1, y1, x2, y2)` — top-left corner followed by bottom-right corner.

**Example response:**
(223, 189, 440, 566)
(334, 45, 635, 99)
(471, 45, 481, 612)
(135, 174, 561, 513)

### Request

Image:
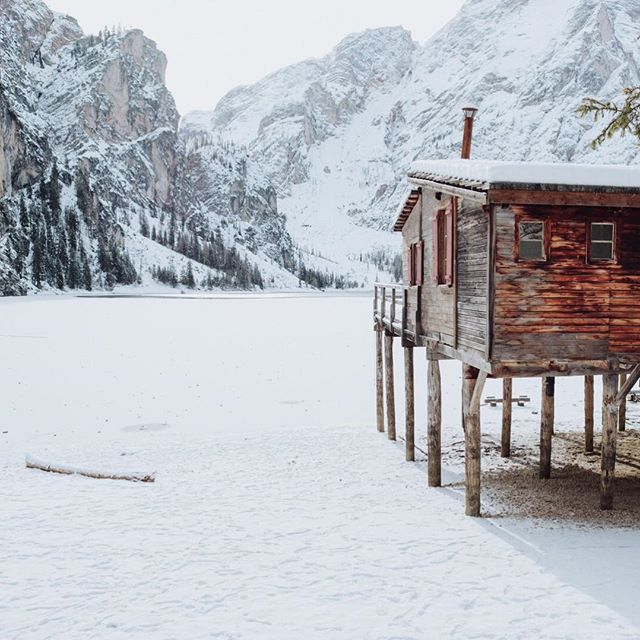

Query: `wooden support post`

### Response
(463, 365, 486, 517)
(427, 358, 442, 487)
(619, 373, 627, 432)
(601, 373, 619, 510)
(385, 333, 396, 441)
(539, 376, 555, 479)
(584, 375, 594, 453)
(375, 328, 384, 433)
(404, 347, 415, 461)
(501, 378, 512, 458)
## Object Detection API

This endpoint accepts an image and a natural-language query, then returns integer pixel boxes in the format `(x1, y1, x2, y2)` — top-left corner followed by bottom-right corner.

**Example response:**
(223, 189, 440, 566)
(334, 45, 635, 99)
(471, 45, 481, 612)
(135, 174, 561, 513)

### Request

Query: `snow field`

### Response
(0, 293, 639, 639)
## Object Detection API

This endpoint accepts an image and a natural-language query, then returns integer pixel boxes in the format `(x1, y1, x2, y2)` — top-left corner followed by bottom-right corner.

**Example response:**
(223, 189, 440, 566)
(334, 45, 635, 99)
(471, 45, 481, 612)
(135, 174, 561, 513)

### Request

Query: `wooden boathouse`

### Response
(374, 109, 640, 516)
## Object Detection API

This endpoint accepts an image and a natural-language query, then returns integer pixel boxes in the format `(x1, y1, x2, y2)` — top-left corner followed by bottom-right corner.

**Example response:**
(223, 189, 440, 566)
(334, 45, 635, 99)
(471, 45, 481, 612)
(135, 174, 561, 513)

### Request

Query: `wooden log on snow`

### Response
(376, 328, 385, 433)
(584, 375, 594, 453)
(427, 358, 442, 487)
(501, 378, 512, 458)
(539, 376, 555, 479)
(385, 333, 396, 441)
(25, 455, 155, 483)
(601, 374, 619, 510)
(404, 346, 415, 462)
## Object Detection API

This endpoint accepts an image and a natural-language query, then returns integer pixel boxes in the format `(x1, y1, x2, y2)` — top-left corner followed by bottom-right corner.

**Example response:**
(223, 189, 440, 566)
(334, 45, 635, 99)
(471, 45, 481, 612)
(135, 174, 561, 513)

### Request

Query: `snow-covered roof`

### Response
(409, 160, 640, 189)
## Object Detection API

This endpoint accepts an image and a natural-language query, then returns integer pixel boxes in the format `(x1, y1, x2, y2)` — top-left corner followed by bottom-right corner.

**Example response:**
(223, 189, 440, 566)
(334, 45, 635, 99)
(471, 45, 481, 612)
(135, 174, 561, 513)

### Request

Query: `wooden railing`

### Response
(373, 283, 409, 338)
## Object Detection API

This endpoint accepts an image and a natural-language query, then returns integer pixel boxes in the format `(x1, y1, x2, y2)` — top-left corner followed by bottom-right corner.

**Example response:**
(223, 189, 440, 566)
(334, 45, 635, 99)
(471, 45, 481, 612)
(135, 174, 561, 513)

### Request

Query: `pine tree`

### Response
(578, 87, 640, 148)
(19, 194, 28, 229)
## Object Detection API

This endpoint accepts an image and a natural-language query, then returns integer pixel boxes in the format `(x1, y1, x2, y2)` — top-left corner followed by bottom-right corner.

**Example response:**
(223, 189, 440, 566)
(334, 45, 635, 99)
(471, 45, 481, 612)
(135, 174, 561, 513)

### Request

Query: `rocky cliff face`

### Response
(184, 0, 640, 280)
(0, 0, 301, 295)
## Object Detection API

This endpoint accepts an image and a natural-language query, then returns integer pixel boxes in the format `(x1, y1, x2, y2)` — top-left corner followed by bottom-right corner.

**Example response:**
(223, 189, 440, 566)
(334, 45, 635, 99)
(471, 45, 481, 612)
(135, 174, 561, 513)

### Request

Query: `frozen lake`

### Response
(1, 293, 639, 639)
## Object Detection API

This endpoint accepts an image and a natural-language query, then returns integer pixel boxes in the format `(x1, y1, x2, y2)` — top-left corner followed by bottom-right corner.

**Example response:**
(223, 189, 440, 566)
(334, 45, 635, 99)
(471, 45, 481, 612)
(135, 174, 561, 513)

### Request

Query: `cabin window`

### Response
(408, 241, 424, 286)
(518, 221, 546, 261)
(589, 222, 615, 261)
(432, 202, 454, 286)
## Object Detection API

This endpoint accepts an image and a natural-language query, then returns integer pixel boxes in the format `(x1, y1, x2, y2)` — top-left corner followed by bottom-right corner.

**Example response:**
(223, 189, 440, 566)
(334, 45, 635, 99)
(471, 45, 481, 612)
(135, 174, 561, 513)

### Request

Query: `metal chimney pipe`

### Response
(461, 107, 478, 159)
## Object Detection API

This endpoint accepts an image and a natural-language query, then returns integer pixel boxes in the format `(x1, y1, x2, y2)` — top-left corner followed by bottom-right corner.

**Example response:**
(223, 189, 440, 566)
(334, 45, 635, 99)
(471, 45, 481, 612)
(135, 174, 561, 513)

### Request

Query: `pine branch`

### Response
(578, 86, 640, 149)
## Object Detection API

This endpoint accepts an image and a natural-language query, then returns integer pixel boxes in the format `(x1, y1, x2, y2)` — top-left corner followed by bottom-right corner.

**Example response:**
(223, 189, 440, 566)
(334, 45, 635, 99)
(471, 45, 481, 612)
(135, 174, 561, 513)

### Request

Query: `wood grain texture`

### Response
(404, 347, 415, 462)
(501, 378, 512, 458)
(376, 329, 384, 433)
(427, 358, 442, 487)
(493, 205, 640, 367)
(601, 373, 619, 510)
(385, 334, 396, 441)
(584, 375, 594, 453)
(539, 377, 555, 479)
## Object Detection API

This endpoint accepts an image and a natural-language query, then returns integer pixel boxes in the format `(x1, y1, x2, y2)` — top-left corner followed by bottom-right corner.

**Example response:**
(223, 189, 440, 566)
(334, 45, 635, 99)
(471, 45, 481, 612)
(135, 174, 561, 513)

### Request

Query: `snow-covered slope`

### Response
(183, 0, 640, 276)
(0, 0, 304, 295)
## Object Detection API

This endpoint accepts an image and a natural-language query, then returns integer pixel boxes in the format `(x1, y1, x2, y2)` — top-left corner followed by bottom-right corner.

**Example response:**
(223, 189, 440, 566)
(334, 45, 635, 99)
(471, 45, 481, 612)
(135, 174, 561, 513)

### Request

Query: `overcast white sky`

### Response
(46, 0, 464, 116)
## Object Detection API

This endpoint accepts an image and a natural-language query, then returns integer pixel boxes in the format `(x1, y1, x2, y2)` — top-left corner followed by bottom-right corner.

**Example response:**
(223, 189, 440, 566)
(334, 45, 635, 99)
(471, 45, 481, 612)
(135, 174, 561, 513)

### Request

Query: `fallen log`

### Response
(25, 454, 155, 483)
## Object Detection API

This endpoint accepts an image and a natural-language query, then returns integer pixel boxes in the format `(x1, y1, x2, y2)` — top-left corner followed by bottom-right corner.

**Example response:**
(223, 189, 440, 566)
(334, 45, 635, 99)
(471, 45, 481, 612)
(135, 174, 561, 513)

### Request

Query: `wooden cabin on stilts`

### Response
(373, 108, 640, 516)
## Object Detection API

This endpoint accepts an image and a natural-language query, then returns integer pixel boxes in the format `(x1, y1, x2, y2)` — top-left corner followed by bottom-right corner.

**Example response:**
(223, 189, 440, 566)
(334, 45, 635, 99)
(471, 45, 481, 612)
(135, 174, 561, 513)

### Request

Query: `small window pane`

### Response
(591, 241, 614, 260)
(520, 222, 543, 242)
(592, 223, 614, 242)
(520, 240, 544, 260)
(590, 223, 615, 261)
(519, 222, 545, 260)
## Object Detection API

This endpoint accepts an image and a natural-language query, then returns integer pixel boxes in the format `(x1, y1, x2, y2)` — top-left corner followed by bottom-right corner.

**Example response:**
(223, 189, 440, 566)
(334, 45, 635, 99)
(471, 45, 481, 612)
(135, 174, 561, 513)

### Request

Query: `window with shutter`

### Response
(432, 209, 443, 284)
(444, 202, 454, 286)
(416, 240, 424, 286)
(431, 203, 454, 286)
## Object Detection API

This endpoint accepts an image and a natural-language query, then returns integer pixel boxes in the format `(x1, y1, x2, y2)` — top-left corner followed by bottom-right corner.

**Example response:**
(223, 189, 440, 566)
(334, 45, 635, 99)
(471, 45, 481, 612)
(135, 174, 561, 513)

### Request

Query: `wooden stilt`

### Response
(539, 376, 555, 479)
(619, 373, 627, 432)
(501, 378, 512, 458)
(427, 358, 442, 487)
(404, 347, 415, 461)
(375, 328, 384, 433)
(601, 373, 619, 510)
(584, 375, 594, 453)
(463, 365, 486, 517)
(385, 333, 396, 441)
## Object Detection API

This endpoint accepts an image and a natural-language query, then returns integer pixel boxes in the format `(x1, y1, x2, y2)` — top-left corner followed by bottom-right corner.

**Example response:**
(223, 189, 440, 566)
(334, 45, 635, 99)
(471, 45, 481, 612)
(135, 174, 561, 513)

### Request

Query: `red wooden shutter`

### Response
(416, 240, 424, 286)
(444, 202, 454, 286)
(432, 211, 442, 284)
(406, 245, 412, 285)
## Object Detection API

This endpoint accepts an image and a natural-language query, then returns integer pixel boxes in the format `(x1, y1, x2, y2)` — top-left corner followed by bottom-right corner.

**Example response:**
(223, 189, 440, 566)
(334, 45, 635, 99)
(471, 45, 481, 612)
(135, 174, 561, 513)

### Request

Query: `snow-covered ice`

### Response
(1, 293, 640, 639)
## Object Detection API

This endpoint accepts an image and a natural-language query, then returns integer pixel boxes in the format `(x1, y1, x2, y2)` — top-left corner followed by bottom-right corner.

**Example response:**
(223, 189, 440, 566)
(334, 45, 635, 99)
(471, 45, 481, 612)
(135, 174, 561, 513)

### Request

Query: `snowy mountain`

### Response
(1, 0, 639, 295)
(184, 0, 640, 278)
(0, 0, 304, 295)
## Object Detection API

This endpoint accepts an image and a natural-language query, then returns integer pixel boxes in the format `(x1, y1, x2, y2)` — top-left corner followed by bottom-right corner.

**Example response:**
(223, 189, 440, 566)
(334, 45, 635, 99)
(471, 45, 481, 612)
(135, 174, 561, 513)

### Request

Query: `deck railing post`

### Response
(374, 285, 379, 322)
(381, 287, 387, 329)
(402, 288, 408, 342)
(391, 288, 396, 328)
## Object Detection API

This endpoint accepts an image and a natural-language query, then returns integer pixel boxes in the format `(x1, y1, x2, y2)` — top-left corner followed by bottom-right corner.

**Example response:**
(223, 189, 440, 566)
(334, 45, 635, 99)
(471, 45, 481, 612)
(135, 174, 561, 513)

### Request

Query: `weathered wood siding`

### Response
(492, 205, 640, 363)
(420, 191, 456, 347)
(401, 201, 421, 339)
(456, 200, 488, 355)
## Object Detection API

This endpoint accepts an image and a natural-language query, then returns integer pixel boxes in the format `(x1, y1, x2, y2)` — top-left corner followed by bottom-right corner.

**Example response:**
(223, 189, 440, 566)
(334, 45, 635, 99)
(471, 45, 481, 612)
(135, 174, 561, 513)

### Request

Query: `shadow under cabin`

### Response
(374, 158, 640, 516)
